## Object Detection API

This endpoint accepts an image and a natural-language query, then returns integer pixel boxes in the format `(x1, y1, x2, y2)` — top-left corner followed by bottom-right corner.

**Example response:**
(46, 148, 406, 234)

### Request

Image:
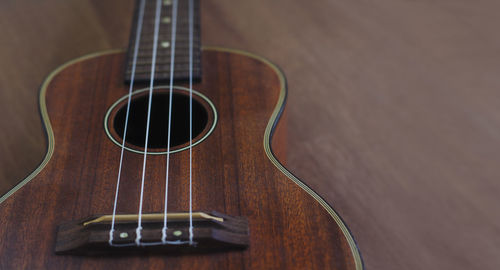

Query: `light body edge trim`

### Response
(0, 47, 363, 270)
(0, 49, 123, 205)
(204, 46, 364, 270)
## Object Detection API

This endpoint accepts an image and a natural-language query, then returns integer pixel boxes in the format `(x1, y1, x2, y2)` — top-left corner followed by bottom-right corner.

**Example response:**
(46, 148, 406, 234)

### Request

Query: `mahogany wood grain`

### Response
(0, 50, 358, 269)
(2, 0, 500, 269)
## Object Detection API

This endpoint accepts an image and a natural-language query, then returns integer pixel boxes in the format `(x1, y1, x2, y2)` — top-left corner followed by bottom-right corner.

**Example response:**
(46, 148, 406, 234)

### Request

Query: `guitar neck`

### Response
(124, 0, 202, 83)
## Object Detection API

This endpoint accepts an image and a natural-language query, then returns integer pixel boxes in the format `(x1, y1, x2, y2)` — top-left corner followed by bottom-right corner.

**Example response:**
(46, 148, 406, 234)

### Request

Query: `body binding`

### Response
(0, 48, 362, 270)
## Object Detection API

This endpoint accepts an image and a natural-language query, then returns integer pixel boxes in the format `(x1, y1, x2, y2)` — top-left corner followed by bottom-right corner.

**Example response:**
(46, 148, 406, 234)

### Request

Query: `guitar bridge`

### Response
(55, 211, 249, 255)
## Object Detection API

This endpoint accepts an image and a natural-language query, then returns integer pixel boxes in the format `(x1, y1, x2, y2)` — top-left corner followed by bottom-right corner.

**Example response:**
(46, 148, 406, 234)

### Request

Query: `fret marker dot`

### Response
(119, 232, 129, 239)
(173, 230, 182, 237)
(161, 41, 170, 48)
(162, 17, 171, 24)
(163, 0, 172, 5)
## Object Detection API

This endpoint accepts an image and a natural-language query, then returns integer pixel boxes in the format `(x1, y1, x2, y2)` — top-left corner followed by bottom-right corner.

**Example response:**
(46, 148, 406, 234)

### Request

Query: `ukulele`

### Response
(0, 0, 362, 269)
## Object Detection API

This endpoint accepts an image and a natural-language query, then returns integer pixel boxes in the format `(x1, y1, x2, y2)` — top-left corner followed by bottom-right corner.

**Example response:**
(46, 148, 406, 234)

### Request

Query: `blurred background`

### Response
(1, 0, 499, 269)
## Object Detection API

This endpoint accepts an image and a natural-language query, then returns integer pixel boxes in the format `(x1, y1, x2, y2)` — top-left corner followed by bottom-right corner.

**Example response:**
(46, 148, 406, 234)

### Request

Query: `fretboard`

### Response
(125, 0, 201, 83)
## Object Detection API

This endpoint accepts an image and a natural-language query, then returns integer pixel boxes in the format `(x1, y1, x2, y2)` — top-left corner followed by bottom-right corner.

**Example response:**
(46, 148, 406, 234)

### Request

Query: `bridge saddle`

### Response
(55, 211, 249, 255)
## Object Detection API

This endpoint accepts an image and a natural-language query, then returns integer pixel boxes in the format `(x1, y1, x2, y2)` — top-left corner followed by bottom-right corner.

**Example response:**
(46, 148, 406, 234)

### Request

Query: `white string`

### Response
(135, 0, 163, 246)
(161, 0, 179, 244)
(109, 0, 146, 246)
(188, 0, 194, 245)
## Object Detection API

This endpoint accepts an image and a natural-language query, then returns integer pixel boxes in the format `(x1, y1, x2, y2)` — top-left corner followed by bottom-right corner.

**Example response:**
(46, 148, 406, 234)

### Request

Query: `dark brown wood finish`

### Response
(55, 212, 250, 255)
(125, 0, 201, 82)
(0, 50, 359, 269)
(4, 1, 500, 269)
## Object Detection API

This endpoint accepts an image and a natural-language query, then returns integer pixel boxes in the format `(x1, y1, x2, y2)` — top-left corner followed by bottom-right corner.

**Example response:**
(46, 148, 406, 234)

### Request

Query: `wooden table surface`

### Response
(1, 0, 499, 269)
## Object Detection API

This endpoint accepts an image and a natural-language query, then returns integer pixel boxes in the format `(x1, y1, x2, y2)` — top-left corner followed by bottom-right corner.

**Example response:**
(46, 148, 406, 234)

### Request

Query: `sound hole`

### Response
(113, 91, 209, 150)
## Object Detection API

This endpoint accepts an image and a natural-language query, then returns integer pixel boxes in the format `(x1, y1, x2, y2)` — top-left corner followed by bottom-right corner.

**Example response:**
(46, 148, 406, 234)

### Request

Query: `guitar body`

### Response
(0, 48, 362, 269)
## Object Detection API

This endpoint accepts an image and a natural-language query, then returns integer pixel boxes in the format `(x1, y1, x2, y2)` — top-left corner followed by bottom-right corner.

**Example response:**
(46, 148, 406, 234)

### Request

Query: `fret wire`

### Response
(125, 0, 201, 81)
(126, 60, 201, 66)
(125, 70, 202, 76)
(129, 52, 201, 60)
(131, 54, 201, 60)
(132, 41, 201, 48)
(125, 63, 202, 69)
